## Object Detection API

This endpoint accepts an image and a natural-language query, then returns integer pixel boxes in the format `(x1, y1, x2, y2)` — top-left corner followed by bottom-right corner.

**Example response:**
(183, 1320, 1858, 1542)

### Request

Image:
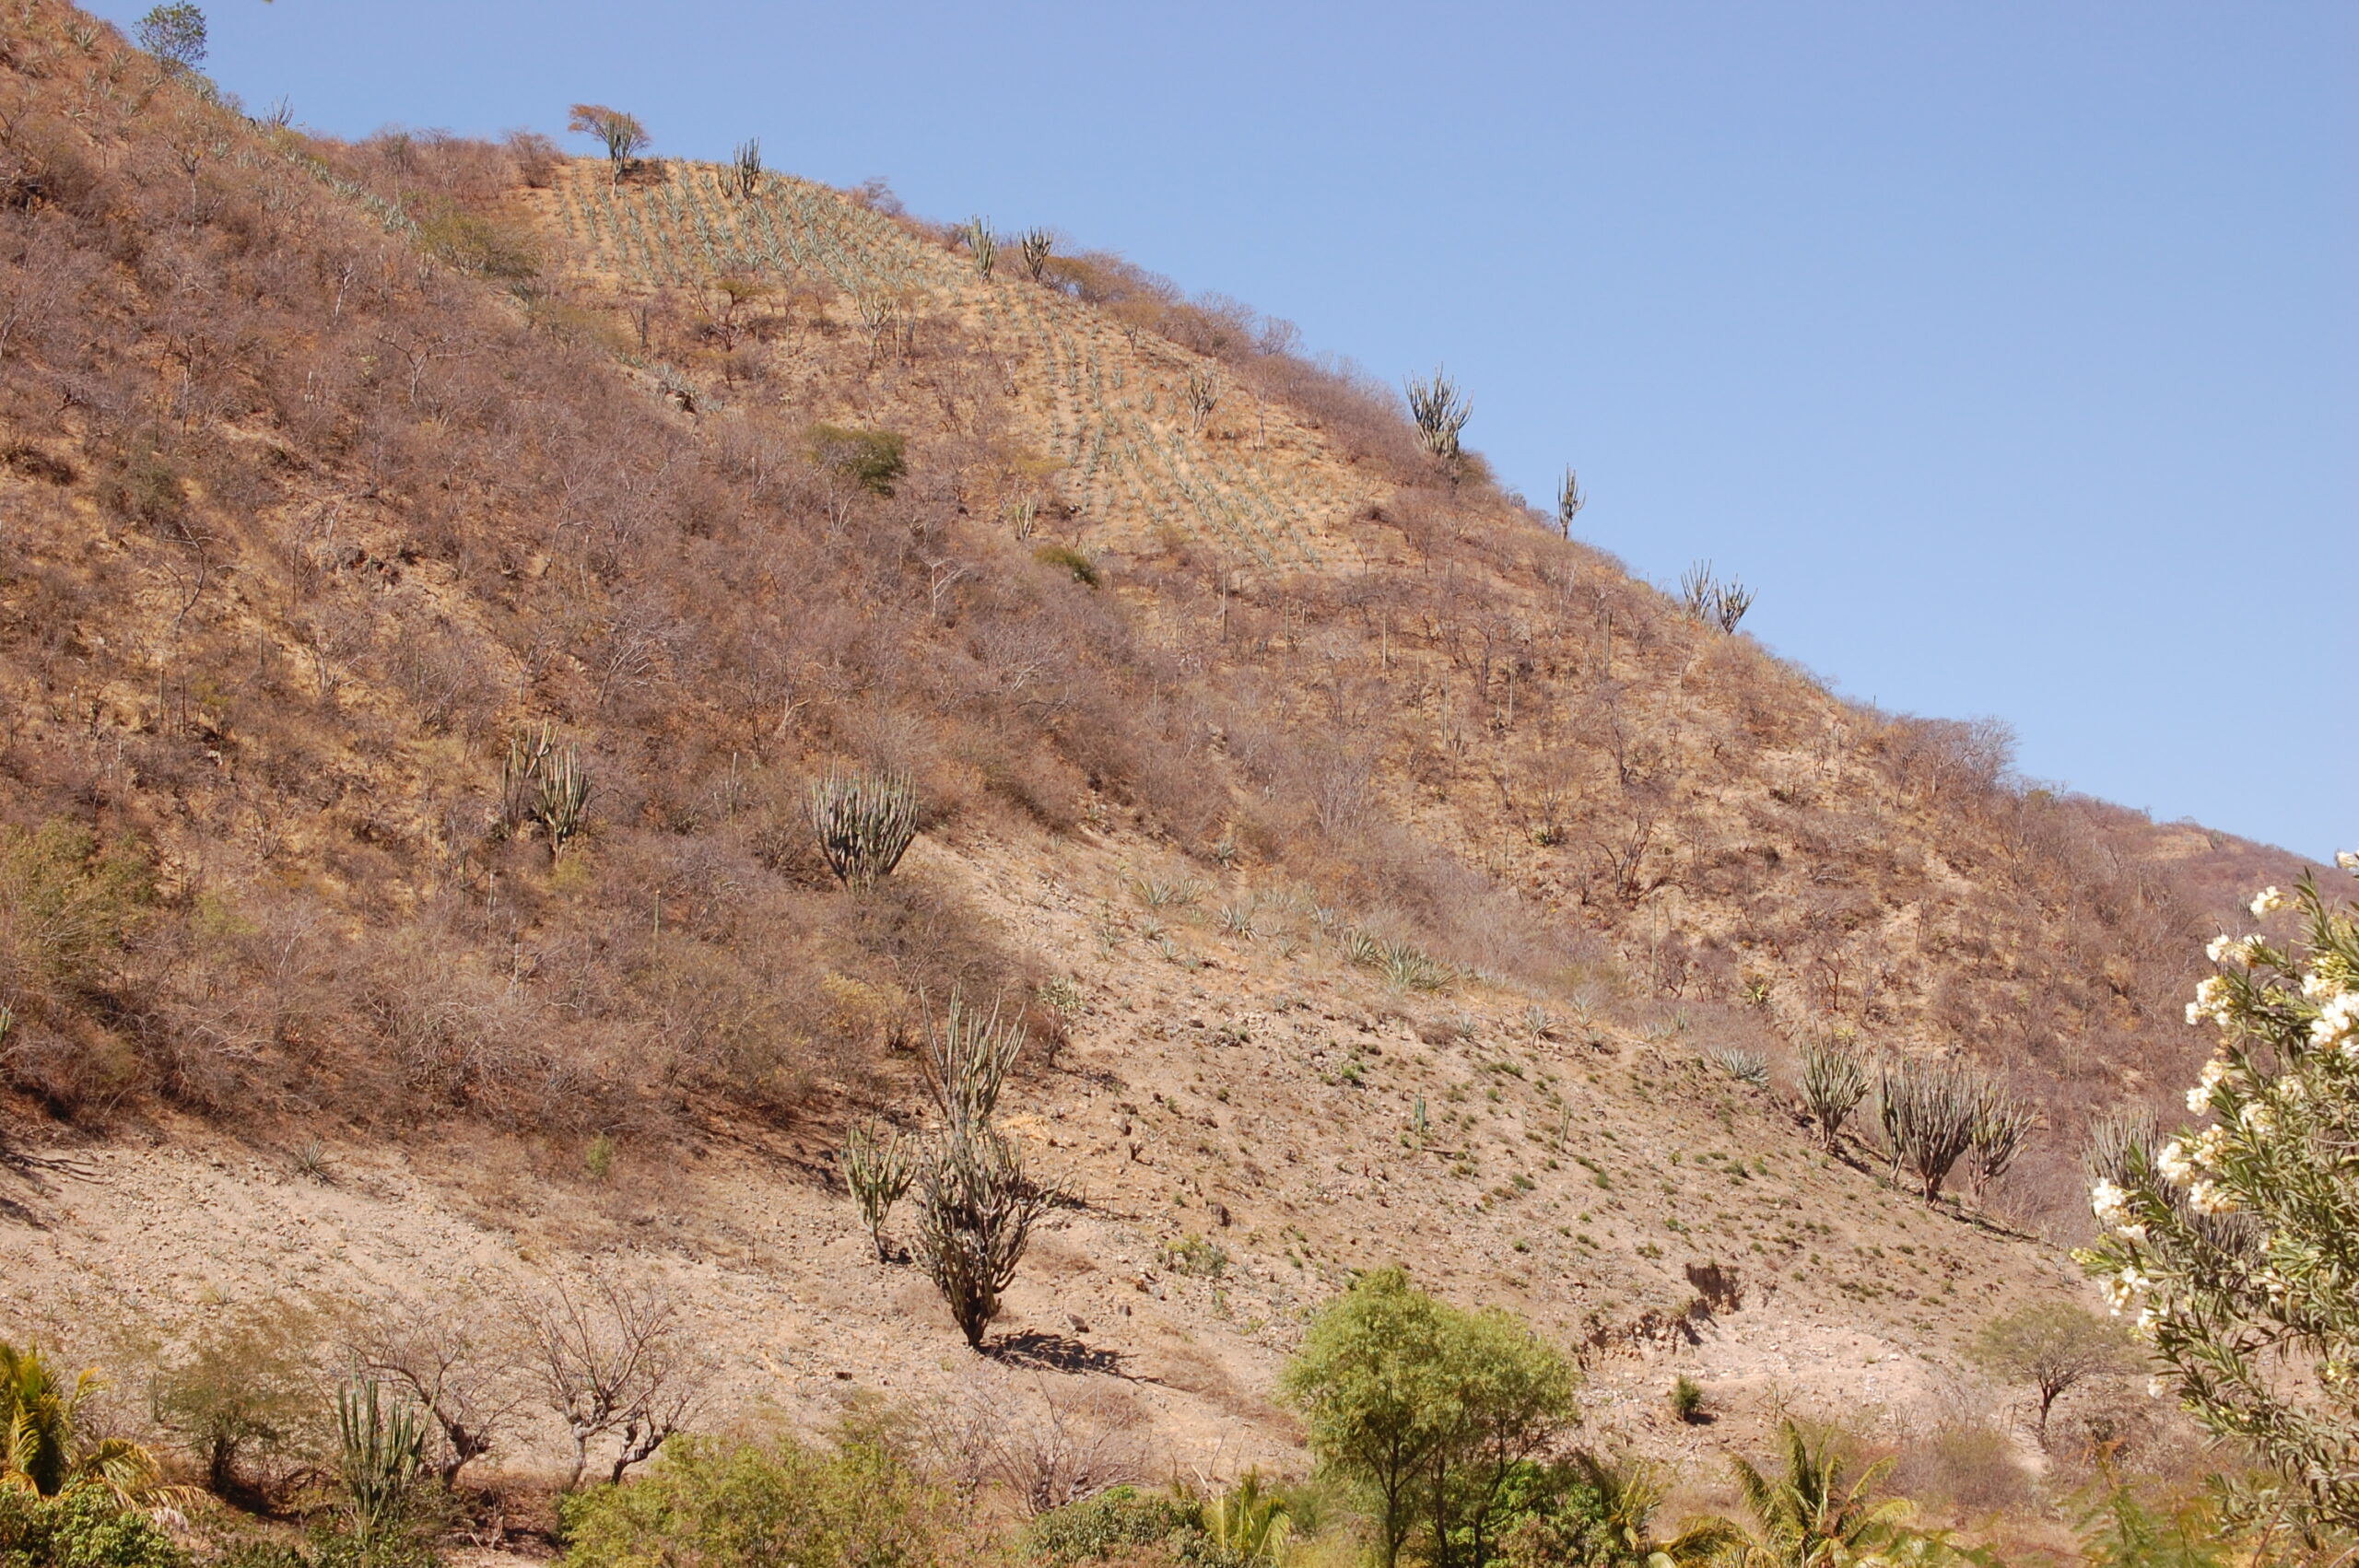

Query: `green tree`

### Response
(1281, 1270, 1458, 1568)
(135, 5, 206, 73)
(2080, 863, 2359, 1533)
(1730, 1420, 1907, 1568)
(1281, 1269, 1578, 1568)
(1434, 1306, 1580, 1568)
(1968, 1303, 2130, 1445)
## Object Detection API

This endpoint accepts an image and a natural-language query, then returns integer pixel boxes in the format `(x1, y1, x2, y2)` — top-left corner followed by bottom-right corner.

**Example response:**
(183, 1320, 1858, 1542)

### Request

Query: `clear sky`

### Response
(96, 0, 2355, 860)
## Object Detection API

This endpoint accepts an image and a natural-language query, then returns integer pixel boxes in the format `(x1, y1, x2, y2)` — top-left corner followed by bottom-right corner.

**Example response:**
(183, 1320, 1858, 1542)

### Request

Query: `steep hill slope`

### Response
(0, 0, 2318, 1525)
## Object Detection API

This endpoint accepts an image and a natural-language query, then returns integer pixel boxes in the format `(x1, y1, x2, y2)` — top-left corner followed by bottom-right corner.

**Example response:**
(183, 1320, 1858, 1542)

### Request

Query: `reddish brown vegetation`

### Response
(0, 0, 2308, 1229)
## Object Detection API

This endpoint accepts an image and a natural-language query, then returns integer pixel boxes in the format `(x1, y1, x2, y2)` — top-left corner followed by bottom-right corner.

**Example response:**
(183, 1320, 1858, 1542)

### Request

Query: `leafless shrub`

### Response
(528, 1272, 704, 1490)
(988, 1380, 1149, 1515)
(348, 1288, 529, 1487)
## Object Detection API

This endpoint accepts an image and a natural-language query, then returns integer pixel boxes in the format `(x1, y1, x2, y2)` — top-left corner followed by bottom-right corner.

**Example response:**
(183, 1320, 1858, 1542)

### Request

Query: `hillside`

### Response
(0, 0, 2322, 1548)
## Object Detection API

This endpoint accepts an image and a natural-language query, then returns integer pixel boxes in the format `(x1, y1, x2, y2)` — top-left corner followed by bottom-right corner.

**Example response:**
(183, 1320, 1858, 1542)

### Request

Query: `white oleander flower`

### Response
(2251, 886, 2285, 917)
(2191, 1125, 2233, 1169)
(2239, 1101, 2278, 1139)
(2186, 1056, 2237, 1110)
(2117, 1222, 2148, 1243)
(2106, 1269, 2153, 1312)
(2337, 849, 2358, 872)
(2189, 1178, 2242, 1215)
(2156, 1138, 2198, 1187)
(2090, 1179, 2130, 1223)
(2186, 974, 2234, 1027)
(2208, 934, 2264, 967)
(2312, 993, 2359, 1049)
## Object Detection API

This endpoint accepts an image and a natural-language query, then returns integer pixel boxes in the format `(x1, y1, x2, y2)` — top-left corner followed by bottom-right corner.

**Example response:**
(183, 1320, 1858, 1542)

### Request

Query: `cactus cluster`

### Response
(501, 724, 593, 857)
(1800, 1038, 1870, 1151)
(1404, 365, 1471, 461)
(962, 216, 996, 279)
(1018, 228, 1053, 281)
(806, 766, 919, 891)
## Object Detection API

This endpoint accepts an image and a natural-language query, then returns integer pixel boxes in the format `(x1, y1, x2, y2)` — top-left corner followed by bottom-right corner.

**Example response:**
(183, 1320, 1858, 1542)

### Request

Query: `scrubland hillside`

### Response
(0, 1, 2327, 1558)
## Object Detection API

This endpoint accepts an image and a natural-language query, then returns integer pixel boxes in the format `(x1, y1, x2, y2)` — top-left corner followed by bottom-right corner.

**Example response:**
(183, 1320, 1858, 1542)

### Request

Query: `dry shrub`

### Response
(1890, 1417, 2034, 1513)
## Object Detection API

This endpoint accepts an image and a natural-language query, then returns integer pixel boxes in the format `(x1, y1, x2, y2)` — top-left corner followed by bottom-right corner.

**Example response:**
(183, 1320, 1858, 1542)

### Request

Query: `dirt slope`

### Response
(0, 0, 2309, 1515)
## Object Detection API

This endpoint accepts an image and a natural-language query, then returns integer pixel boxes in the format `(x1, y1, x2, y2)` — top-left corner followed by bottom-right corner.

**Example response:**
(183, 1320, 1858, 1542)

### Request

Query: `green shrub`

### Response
(0, 822, 151, 1011)
(1033, 544, 1100, 588)
(805, 424, 907, 497)
(1281, 1269, 1577, 1568)
(147, 1308, 319, 1494)
(0, 1485, 186, 1568)
(1670, 1376, 1706, 1424)
(561, 1433, 957, 1568)
(1027, 1486, 1196, 1563)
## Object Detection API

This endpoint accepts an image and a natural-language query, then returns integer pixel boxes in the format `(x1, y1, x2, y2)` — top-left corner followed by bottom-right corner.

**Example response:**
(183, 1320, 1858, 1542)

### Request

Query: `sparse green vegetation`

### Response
(804, 421, 909, 495)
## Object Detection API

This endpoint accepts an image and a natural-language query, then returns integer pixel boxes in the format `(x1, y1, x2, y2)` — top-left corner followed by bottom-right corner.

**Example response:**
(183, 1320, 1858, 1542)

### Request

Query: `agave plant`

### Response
(0, 1345, 197, 1520)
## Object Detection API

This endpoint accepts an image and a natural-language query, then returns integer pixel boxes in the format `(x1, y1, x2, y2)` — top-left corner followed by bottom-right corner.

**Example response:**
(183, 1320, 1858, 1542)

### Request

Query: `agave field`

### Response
(536, 161, 1371, 571)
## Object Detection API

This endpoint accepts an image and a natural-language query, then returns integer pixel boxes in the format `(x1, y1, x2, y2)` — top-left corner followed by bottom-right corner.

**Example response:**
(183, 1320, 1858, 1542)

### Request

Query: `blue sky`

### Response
(100, 0, 2355, 860)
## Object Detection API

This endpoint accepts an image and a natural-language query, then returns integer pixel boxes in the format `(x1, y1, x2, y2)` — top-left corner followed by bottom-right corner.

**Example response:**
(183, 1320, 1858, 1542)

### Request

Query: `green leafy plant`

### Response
(1027, 1485, 1194, 1564)
(1034, 544, 1100, 587)
(146, 1314, 316, 1499)
(1670, 1375, 1707, 1424)
(2079, 864, 2359, 1532)
(561, 1433, 957, 1568)
(1204, 1469, 1291, 1563)
(1281, 1268, 1577, 1568)
(1968, 1303, 2130, 1445)
(1, 1346, 189, 1515)
(135, 4, 206, 73)
(805, 423, 908, 497)
(0, 1484, 186, 1568)
(1730, 1420, 1907, 1568)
